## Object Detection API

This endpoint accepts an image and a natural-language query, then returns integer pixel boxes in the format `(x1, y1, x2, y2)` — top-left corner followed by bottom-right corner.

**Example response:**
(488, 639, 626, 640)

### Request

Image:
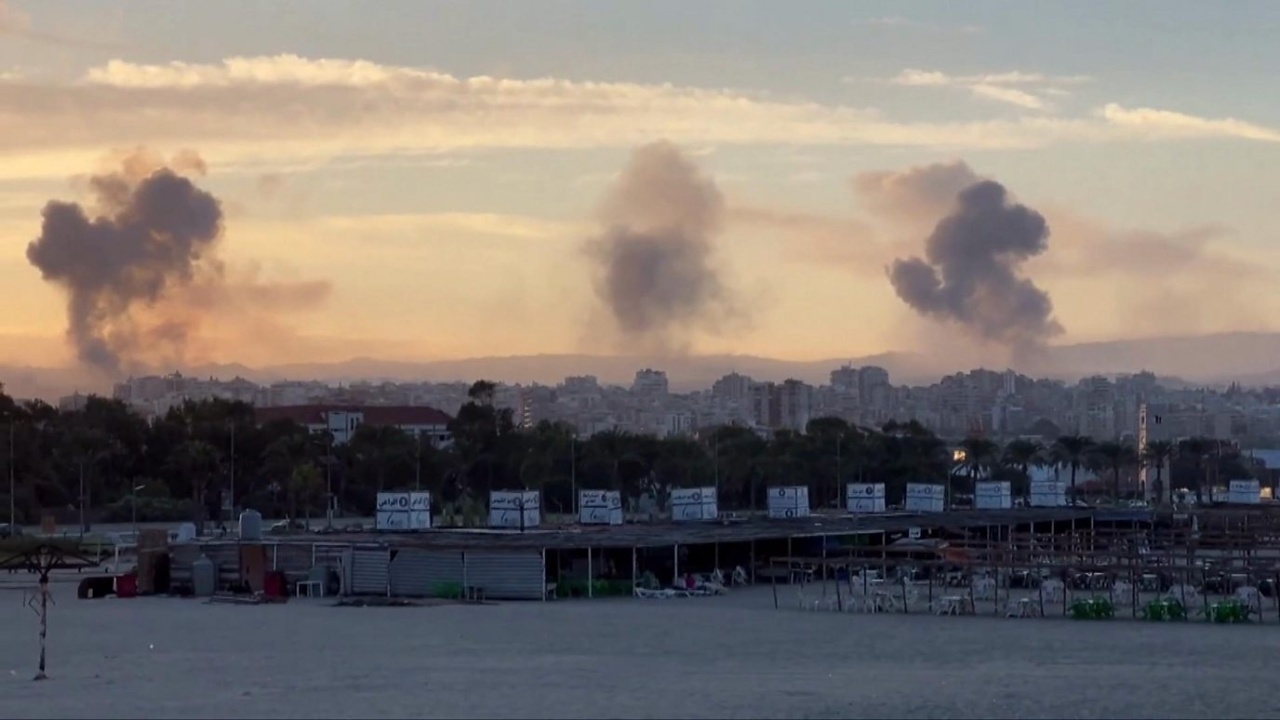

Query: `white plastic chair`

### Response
(1165, 584, 1203, 611)
(843, 590, 871, 613)
(1110, 580, 1135, 606)
(732, 566, 749, 586)
(871, 590, 898, 613)
(1041, 579, 1064, 603)
(1236, 586, 1262, 614)
(972, 577, 996, 601)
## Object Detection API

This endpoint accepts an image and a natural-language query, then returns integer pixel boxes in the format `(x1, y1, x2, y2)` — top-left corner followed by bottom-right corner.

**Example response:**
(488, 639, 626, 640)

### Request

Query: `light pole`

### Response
(8, 423, 14, 532)
(228, 422, 236, 525)
(325, 433, 334, 528)
(835, 434, 842, 510)
(130, 483, 146, 536)
(77, 460, 85, 539)
(415, 433, 422, 492)
(569, 434, 577, 517)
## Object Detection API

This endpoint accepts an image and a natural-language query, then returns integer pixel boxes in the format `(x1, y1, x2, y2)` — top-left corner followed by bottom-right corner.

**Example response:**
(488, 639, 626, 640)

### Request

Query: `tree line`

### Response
(0, 380, 1263, 530)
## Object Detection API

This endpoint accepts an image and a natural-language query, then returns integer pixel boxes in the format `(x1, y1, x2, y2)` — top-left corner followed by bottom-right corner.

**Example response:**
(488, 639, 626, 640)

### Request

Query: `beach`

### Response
(1, 578, 1276, 720)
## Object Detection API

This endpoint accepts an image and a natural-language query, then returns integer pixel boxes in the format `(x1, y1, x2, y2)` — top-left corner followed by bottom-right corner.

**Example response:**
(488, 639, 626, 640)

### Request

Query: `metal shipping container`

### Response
(389, 549, 464, 597)
(348, 548, 391, 596)
(463, 550, 546, 600)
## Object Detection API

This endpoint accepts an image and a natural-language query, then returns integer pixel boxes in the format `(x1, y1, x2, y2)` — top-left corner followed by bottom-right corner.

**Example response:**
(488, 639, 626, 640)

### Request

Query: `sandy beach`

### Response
(1, 578, 1276, 720)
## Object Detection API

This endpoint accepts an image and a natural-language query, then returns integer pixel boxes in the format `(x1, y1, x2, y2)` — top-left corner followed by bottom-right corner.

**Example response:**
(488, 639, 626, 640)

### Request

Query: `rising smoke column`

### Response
(584, 141, 733, 350)
(887, 179, 1063, 355)
(26, 153, 223, 374)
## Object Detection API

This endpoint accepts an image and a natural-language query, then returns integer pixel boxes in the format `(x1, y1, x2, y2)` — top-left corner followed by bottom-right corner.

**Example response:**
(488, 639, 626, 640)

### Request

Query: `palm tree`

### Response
(1141, 440, 1174, 504)
(287, 463, 324, 527)
(1002, 438, 1043, 502)
(1177, 437, 1213, 504)
(1091, 441, 1137, 502)
(1051, 435, 1095, 499)
(957, 437, 1000, 504)
(168, 439, 221, 533)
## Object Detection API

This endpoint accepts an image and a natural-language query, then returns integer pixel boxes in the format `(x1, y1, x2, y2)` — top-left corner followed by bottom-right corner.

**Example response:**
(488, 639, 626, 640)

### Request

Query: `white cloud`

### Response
(850, 17, 983, 34)
(878, 68, 1093, 111)
(967, 84, 1046, 110)
(0, 55, 1274, 178)
(1099, 103, 1280, 143)
(303, 212, 583, 241)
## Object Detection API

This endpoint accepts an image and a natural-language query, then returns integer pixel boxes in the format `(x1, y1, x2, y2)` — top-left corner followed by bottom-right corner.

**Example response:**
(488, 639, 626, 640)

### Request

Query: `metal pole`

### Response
(836, 435, 842, 510)
(34, 572, 49, 680)
(78, 461, 85, 538)
(229, 423, 236, 524)
(8, 423, 15, 530)
(570, 436, 577, 517)
(415, 434, 422, 492)
(326, 434, 334, 528)
(713, 435, 719, 495)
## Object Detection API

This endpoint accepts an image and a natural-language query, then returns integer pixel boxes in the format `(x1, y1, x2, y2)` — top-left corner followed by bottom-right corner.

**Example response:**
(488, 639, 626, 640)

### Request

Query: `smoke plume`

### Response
(27, 148, 330, 374)
(584, 141, 735, 350)
(888, 179, 1063, 355)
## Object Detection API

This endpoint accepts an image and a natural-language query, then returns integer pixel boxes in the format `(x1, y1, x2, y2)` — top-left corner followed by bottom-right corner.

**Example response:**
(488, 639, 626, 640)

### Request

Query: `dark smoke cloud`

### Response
(584, 141, 734, 350)
(27, 151, 223, 374)
(888, 179, 1063, 355)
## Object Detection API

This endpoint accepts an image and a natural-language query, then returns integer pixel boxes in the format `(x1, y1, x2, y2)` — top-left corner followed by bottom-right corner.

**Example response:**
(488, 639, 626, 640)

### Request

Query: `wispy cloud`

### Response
(1099, 103, 1280, 142)
(0, 0, 121, 49)
(850, 16, 983, 35)
(873, 68, 1093, 111)
(0, 55, 1274, 178)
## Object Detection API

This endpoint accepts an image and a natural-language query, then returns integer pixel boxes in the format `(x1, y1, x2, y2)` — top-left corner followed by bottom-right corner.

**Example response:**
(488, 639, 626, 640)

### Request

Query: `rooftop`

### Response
(254, 404, 453, 427)
(298, 507, 1097, 551)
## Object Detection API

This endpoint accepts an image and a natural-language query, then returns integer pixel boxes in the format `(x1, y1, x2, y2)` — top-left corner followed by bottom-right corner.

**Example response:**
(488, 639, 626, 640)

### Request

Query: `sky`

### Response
(1, 0, 1279, 376)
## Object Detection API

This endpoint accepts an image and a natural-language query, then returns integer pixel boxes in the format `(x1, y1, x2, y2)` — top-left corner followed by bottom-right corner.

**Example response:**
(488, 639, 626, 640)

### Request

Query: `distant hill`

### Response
(5, 331, 1280, 401)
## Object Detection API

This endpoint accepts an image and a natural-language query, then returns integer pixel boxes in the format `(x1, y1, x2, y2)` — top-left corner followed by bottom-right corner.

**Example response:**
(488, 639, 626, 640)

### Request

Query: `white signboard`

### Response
(408, 491, 432, 530)
(376, 492, 411, 531)
(846, 483, 886, 514)
(671, 487, 718, 522)
(1028, 480, 1067, 508)
(488, 490, 542, 529)
(974, 481, 1012, 510)
(767, 486, 810, 519)
(579, 490, 624, 525)
(1228, 479, 1260, 505)
(904, 483, 946, 513)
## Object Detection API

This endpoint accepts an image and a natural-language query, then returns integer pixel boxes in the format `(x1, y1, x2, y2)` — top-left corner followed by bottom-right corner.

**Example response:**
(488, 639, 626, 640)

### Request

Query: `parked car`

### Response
(0, 523, 23, 539)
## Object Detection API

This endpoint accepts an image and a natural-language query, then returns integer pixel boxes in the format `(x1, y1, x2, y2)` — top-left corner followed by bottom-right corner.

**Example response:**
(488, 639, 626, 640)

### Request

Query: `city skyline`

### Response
(2, 2, 1279, 377)
(37, 361, 1280, 450)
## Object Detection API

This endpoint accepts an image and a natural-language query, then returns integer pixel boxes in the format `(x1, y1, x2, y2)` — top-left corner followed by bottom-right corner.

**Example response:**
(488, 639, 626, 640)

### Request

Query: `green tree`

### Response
(1002, 438, 1043, 500)
(167, 439, 221, 533)
(1091, 440, 1138, 502)
(1176, 437, 1213, 504)
(1141, 440, 1174, 504)
(1051, 435, 1095, 498)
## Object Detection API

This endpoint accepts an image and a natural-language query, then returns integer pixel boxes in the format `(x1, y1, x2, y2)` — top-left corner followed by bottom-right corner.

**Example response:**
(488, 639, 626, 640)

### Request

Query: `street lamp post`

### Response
(228, 422, 236, 525)
(131, 483, 146, 536)
(325, 433, 334, 529)
(569, 435, 577, 517)
(77, 461, 85, 539)
(415, 433, 422, 492)
(8, 423, 15, 531)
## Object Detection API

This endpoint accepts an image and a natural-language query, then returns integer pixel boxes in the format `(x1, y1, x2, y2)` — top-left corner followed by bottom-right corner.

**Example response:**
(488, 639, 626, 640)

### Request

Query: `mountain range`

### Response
(5, 331, 1280, 401)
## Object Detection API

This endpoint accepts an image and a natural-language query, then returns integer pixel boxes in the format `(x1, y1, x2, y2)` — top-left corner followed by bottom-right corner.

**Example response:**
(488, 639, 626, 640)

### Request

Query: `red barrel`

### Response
(116, 573, 138, 598)
(263, 571, 286, 599)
